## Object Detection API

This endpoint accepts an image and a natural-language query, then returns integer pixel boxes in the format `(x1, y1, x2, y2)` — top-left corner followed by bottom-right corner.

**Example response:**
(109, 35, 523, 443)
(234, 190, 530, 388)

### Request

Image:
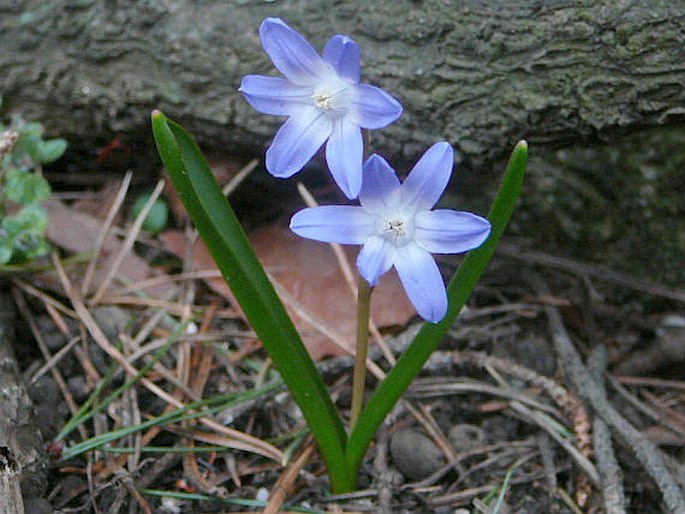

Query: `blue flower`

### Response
(290, 142, 491, 323)
(240, 18, 403, 199)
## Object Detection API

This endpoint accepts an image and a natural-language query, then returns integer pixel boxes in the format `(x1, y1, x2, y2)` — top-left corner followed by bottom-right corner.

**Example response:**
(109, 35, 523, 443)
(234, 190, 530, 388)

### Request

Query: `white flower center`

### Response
(311, 75, 350, 117)
(378, 213, 414, 247)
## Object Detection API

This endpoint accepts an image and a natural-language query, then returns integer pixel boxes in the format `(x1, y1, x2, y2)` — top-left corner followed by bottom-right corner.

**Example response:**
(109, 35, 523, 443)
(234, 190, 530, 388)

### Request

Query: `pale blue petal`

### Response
(414, 210, 491, 254)
(239, 75, 312, 116)
(260, 18, 328, 85)
(266, 107, 332, 178)
(356, 235, 396, 286)
(326, 118, 363, 199)
(323, 35, 361, 83)
(359, 154, 401, 214)
(290, 206, 374, 243)
(401, 142, 453, 213)
(351, 84, 403, 129)
(394, 244, 447, 323)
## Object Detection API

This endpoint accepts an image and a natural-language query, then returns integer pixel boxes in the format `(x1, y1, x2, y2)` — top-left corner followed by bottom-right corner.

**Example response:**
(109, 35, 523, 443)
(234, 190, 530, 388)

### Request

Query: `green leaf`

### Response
(19, 122, 43, 139)
(37, 138, 67, 164)
(0, 244, 12, 265)
(2, 203, 48, 234)
(132, 193, 169, 234)
(150, 110, 354, 492)
(4, 168, 51, 204)
(346, 141, 528, 474)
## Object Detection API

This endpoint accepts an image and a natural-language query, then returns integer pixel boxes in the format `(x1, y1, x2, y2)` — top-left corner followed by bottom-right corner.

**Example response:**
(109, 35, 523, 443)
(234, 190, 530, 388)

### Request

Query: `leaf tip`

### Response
(151, 109, 164, 121)
(515, 140, 528, 152)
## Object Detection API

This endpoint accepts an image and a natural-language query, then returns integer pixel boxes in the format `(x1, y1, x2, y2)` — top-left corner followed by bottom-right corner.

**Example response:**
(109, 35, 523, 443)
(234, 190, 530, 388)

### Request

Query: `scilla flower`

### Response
(240, 18, 402, 199)
(290, 142, 491, 323)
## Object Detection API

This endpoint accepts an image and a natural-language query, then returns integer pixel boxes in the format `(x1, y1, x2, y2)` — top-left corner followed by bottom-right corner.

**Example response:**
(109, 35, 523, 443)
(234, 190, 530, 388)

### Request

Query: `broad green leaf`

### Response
(346, 141, 528, 473)
(132, 193, 169, 234)
(37, 138, 67, 164)
(151, 110, 354, 492)
(4, 168, 51, 204)
(0, 244, 12, 265)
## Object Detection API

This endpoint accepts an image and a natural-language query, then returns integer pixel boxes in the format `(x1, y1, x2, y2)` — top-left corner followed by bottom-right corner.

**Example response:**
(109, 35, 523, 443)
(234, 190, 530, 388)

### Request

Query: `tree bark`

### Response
(0, 291, 46, 509)
(1, 0, 684, 171)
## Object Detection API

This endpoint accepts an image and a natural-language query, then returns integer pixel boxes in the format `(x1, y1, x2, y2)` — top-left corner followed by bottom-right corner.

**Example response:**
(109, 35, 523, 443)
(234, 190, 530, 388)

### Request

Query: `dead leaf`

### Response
(160, 225, 416, 360)
(44, 199, 172, 298)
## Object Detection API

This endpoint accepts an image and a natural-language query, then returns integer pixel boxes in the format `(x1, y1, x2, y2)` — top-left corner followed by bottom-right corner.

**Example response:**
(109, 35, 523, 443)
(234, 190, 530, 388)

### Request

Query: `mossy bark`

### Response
(1, 0, 684, 170)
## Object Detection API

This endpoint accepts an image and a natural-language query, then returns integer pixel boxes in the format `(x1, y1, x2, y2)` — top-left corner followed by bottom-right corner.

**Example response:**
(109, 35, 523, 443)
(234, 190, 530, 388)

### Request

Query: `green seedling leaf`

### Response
(151, 110, 354, 492)
(346, 141, 528, 474)
(2, 203, 48, 234)
(19, 122, 43, 139)
(0, 245, 12, 265)
(37, 138, 67, 164)
(132, 193, 169, 234)
(4, 168, 51, 204)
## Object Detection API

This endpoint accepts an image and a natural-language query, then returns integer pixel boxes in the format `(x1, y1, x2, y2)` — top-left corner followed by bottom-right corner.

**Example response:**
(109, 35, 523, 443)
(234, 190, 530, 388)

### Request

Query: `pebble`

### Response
(389, 428, 445, 480)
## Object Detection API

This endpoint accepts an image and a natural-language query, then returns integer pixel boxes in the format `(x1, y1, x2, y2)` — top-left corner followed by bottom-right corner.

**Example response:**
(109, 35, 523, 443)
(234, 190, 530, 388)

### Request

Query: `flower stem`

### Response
(350, 275, 372, 431)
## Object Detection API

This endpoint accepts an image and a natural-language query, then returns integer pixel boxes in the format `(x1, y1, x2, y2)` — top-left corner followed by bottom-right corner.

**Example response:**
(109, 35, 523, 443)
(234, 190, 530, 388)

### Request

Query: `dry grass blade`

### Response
(12, 285, 85, 439)
(81, 170, 133, 296)
(107, 270, 223, 297)
(51, 252, 284, 462)
(221, 158, 259, 196)
(14, 278, 77, 318)
(91, 179, 165, 304)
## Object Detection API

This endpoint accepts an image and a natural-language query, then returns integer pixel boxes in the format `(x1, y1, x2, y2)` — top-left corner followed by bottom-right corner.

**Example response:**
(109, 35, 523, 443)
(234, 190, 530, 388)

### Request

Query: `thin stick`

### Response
(350, 276, 372, 430)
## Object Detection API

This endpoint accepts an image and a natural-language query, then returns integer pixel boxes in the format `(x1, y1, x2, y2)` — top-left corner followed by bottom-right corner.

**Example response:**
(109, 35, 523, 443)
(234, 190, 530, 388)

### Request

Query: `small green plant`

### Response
(0, 96, 66, 265)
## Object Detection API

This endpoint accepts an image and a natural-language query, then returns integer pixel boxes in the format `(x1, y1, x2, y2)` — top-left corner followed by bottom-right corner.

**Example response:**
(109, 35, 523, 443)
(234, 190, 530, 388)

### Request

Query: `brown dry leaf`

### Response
(44, 199, 172, 298)
(71, 180, 123, 223)
(159, 225, 416, 360)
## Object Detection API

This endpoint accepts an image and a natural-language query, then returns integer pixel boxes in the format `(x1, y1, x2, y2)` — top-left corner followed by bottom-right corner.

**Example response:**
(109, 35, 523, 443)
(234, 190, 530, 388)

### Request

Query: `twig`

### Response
(263, 441, 315, 514)
(614, 375, 685, 392)
(531, 274, 685, 513)
(536, 433, 558, 497)
(372, 426, 396, 514)
(28, 335, 80, 385)
(588, 345, 627, 514)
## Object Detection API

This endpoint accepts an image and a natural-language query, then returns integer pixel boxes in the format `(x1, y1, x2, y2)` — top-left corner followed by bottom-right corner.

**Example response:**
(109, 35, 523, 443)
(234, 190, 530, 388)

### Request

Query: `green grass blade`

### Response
(150, 111, 353, 491)
(62, 381, 282, 460)
(346, 141, 528, 473)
